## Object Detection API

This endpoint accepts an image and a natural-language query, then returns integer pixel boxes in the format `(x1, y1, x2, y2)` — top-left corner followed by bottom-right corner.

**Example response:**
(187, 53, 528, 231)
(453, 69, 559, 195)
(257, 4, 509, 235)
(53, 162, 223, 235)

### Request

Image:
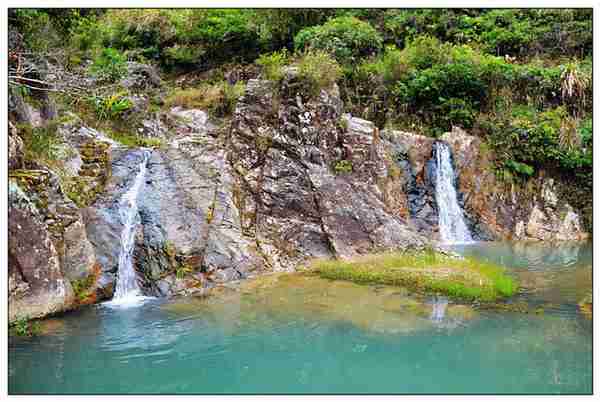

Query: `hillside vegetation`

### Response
(9, 8, 592, 229)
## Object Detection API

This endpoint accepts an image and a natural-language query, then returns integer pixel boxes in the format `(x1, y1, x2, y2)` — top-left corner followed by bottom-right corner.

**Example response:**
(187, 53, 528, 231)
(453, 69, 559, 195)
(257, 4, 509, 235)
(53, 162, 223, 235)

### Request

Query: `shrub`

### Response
(91, 91, 133, 120)
(90, 48, 128, 81)
(297, 50, 343, 95)
(179, 9, 260, 65)
(256, 49, 289, 82)
(10, 317, 41, 337)
(294, 16, 383, 63)
(253, 9, 335, 50)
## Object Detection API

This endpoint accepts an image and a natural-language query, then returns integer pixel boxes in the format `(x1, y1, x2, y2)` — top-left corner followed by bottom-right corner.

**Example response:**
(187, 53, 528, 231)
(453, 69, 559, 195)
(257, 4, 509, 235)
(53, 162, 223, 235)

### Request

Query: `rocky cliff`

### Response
(7, 67, 589, 322)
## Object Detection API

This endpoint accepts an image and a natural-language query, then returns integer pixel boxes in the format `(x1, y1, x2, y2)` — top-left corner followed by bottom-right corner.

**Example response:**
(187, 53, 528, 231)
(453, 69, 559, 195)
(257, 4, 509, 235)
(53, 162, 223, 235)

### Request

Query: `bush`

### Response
(10, 317, 41, 337)
(91, 91, 133, 120)
(90, 48, 128, 81)
(294, 16, 383, 63)
(253, 9, 335, 50)
(382, 9, 592, 59)
(256, 49, 289, 82)
(178, 9, 260, 65)
(297, 50, 343, 95)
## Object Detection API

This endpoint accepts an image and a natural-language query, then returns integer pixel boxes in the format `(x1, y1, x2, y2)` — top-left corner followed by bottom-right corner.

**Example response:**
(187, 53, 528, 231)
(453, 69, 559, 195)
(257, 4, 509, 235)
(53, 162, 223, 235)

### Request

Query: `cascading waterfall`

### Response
(430, 295, 449, 323)
(110, 151, 150, 305)
(433, 142, 473, 244)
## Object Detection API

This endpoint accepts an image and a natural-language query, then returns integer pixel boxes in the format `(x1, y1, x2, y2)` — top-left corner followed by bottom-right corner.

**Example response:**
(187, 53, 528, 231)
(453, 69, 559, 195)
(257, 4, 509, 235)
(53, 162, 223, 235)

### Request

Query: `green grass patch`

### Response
(306, 250, 517, 302)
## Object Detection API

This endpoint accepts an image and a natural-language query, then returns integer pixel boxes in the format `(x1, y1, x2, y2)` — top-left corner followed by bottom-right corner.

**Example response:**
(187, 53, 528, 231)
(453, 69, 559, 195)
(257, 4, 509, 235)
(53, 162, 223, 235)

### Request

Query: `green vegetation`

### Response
(256, 49, 289, 82)
(10, 317, 42, 337)
(71, 275, 95, 302)
(17, 121, 61, 162)
(297, 50, 343, 95)
(91, 91, 133, 120)
(90, 48, 128, 81)
(9, 8, 593, 229)
(105, 130, 162, 149)
(306, 250, 517, 302)
(294, 16, 383, 63)
(334, 159, 353, 174)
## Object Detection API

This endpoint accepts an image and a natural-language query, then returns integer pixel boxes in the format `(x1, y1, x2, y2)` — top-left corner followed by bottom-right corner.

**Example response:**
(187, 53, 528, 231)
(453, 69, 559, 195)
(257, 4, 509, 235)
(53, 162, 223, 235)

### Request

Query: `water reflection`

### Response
(8, 241, 592, 394)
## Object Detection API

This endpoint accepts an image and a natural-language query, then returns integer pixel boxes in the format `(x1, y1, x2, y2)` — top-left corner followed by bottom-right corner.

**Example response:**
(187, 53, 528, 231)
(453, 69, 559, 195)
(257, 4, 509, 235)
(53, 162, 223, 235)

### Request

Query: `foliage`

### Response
(90, 48, 128, 82)
(10, 317, 41, 337)
(100, 9, 260, 70)
(334, 160, 353, 174)
(306, 250, 517, 302)
(294, 16, 383, 63)
(105, 130, 162, 148)
(253, 9, 335, 50)
(71, 274, 96, 302)
(91, 91, 133, 120)
(17, 122, 60, 162)
(256, 49, 289, 82)
(382, 9, 592, 59)
(297, 50, 343, 95)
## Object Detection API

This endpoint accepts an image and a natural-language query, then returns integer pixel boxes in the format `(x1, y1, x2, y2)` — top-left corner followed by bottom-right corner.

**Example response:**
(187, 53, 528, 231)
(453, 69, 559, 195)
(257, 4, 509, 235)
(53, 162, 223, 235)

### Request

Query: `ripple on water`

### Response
(8, 241, 592, 394)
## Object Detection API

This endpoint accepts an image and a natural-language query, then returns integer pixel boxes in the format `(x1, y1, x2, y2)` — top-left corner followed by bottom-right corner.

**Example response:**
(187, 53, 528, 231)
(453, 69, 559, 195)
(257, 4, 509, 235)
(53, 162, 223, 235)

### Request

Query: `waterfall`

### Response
(430, 295, 448, 323)
(433, 142, 473, 244)
(109, 151, 150, 305)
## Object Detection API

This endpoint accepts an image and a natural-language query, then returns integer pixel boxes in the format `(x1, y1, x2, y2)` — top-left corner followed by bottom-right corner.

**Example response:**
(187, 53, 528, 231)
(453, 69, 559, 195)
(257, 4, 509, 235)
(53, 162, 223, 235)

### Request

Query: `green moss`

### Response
(334, 159, 353, 174)
(305, 250, 518, 302)
(104, 130, 162, 149)
(10, 317, 41, 337)
(71, 273, 96, 302)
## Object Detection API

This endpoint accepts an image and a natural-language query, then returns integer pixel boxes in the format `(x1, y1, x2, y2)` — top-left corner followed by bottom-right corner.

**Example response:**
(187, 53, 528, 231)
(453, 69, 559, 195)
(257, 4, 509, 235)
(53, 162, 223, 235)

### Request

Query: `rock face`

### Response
(8, 181, 74, 322)
(442, 127, 588, 241)
(7, 72, 589, 321)
(228, 73, 427, 267)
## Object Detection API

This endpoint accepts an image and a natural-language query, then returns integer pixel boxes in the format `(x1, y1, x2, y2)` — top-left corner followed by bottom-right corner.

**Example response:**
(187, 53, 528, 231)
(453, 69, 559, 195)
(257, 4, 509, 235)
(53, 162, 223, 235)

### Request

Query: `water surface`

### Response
(9, 241, 592, 394)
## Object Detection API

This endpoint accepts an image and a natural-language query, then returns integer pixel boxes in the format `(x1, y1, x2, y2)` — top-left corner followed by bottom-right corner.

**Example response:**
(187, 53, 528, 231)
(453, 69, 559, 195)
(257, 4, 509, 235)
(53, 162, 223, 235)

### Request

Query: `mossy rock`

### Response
(306, 251, 518, 302)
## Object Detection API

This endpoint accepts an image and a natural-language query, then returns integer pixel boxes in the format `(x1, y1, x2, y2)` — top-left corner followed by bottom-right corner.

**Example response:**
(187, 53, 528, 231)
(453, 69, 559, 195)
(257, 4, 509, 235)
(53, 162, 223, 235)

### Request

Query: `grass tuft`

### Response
(305, 250, 517, 302)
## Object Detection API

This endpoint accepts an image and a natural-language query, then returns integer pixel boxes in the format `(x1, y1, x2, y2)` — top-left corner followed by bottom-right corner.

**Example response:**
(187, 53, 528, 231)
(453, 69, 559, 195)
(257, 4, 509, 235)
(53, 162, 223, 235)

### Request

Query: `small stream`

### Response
(8, 241, 592, 394)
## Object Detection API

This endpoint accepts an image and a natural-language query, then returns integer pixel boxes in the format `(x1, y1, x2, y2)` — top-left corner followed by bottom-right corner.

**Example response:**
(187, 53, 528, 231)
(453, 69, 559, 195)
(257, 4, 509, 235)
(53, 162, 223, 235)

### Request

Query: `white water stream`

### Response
(107, 151, 151, 307)
(434, 142, 473, 244)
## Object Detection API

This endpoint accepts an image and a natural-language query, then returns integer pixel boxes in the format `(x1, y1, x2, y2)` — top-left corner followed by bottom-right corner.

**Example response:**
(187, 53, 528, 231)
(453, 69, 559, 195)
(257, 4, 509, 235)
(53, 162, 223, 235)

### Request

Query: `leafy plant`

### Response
(256, 49, 289, 82)
(294, 16, 383, 63)
(505, 160, 534, 177)
(92, 91, 133, 120)
(297, 50, 343, 96)
(90, 48, 128, 81)
(10, 317, 41, 337)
